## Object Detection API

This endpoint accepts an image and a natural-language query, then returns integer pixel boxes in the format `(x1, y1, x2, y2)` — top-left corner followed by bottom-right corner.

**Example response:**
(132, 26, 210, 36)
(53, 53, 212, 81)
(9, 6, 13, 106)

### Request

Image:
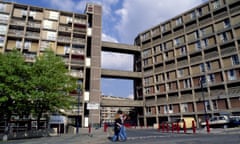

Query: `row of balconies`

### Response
(141, 0, 239, 42)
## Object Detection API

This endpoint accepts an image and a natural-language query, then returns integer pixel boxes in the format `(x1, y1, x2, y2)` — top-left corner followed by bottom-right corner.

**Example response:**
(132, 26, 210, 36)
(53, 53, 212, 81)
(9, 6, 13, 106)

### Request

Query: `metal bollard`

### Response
(192, 120, 196, 134)
(206, 119, 210, 133)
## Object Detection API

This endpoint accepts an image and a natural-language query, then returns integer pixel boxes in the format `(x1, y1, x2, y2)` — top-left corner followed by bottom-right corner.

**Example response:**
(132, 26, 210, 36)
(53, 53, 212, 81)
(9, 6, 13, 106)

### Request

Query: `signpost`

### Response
(87, 103, 99, 136)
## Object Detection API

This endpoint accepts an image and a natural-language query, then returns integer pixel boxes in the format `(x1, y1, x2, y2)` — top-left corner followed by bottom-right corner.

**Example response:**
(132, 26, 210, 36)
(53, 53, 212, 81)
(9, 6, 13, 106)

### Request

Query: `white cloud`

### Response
(101, 52, 133, 71)
(115, 0, 208, 44)
(128, 94, 134, 99)
(102, 33, 119, 43)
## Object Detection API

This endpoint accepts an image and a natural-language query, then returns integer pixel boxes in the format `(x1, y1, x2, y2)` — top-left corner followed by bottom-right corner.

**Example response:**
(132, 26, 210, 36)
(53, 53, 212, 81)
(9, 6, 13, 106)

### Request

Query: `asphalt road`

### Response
(2, 128, 240, 144)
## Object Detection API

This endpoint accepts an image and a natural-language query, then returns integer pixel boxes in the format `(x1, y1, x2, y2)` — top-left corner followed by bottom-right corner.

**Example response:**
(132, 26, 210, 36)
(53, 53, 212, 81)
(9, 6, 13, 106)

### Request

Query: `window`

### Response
(190, 11, 196, 19)
(158, 106, 161, 114)
(228, 69, 236, 80)
(180, 46, 186, 55)
(24, 41, 31, 49)
(174, 38, 180, 46)
(64, 45, 70, 54)
(166, 83, 169, 91)
(220, 32, 228, 42)
(205, 101, 211, 111)
(49, 11, 59, 20)
(200, 63, 205, 72)
(144, 88, 150, 94)
(200, 29, 206, 37)
(43, 20, 53, 29)
(161, 25, 166, 32)
(47, 31, 56, 40)
(156, 85, 160, 93)
(0, 25, 7, 35)
(213, 0, 220, 9)
(176, 17, 182, 26)
(0, 36, 4, 47)
(195, 41, 201, 50)
(0, 4, 5, 11)
(16, 40, 22, 49)
(206, 62, 211, 70)
(197, 8, 202, 16)
(207, 74, 215, 83)
(184, 79, 191, 88)
(164, 105, 173, 114)
(181, 103, 188, 112)
(177, 69, 184, 78)
(223, 19, 230, 28)
(231, 55, 239, 65)
(202, 39, 209, 47)
(194, 31, 199, 39)
(0, 14, 9, 23)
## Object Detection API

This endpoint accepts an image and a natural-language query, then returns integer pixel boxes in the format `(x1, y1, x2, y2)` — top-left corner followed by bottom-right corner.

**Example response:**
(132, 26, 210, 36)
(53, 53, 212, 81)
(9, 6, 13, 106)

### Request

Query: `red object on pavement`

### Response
(177, 122, 180, 133)
(166, 123, 169, 133)
(89, 124, 91, 134)
(192, 120, 196, 134)
(206, 119, 210, 133)
(104, 123, 107, 132)
(162, 123, 165, 133)
(172, 123, 174, 133)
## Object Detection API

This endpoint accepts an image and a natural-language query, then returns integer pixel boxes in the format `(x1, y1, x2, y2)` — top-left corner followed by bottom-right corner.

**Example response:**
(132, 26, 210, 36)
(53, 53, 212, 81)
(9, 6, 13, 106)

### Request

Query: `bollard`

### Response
(183, 120, 186, 134)
(158, 123, 161, 131)
(88, 124, 91, 134)
(192, 120, 196, 134)
(172, 123, 174, 133)
(166, 123, 169, 133)
(104, 123, 107, 132)
(177, 122, 180, 133)
(206, 119, 210, 133)
(162, 123, 165, 133)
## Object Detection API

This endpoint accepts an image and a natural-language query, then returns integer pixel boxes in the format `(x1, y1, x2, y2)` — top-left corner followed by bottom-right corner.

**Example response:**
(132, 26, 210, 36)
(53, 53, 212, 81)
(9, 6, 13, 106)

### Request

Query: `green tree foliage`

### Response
(28, 50, 77, 128)
(0, 49, 77, 130)
(0, 50, 31, 123)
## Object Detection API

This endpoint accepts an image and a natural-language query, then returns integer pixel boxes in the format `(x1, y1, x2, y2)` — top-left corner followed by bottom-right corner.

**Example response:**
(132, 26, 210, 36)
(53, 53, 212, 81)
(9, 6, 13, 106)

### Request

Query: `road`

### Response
(2, 128, 240, 144)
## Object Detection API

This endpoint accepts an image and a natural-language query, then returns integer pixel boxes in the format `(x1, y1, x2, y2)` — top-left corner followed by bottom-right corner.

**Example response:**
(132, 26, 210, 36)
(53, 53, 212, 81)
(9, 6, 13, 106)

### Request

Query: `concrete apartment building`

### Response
(1, 0, 240, 129)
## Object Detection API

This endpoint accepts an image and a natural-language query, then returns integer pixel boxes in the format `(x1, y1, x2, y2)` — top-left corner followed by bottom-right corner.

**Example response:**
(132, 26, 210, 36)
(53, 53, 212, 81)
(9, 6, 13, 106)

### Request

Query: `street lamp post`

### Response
(200, 76, 208, 120)
(76, 84, 81, 134)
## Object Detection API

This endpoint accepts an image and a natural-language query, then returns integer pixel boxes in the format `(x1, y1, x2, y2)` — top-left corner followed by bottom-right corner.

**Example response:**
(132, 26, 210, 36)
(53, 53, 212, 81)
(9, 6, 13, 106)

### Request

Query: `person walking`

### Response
(112, 114, 122, 142)
(118, 110, 127, 141)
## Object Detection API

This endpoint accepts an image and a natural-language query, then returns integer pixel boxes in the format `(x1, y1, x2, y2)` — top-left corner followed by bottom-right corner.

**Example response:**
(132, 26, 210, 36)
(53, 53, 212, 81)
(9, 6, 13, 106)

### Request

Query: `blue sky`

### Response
(7, 0, 207, 98)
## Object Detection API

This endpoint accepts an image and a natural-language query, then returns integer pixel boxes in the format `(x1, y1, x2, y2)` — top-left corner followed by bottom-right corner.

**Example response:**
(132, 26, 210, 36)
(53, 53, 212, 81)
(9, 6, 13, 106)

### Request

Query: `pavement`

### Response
(3, 126, 240, 144)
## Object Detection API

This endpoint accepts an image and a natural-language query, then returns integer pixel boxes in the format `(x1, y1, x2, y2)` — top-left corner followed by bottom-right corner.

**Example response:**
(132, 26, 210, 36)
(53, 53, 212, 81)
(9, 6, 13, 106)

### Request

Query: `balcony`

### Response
(69, 70, 83, 78)
(199, 16, 212, 26)
(57, 36, 71, 43)
(10, 19, 25, 26)
(230, 5, 240, 14)
(23, 53, 36, 62)
(71, 59, 85, 65)
(221, 47, 236, 56)
(72, 38, 86, 44)
(8, 29, 24, 37)
(58, 26, 72, 32)
(25, 31, 40, 39)
(27, 21, 41, 28)
(71, 48, 84, 55)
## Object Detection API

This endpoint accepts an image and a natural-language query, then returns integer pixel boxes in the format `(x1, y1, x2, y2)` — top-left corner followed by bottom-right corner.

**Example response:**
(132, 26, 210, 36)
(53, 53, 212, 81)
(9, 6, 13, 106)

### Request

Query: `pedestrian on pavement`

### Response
(118, 110, 127, 141)
(112, 114, 122, 142)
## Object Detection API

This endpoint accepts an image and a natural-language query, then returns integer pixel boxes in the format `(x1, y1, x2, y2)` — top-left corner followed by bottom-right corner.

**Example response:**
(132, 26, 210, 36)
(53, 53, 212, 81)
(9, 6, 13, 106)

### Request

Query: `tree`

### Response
(0, 50, 31, 133)
(28, 50, 77, 129)
(0, 49, 77, 132)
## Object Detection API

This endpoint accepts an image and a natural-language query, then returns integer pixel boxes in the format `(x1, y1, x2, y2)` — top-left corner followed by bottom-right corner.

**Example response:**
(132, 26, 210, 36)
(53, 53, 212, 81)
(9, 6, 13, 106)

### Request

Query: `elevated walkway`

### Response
(101, 69, 142, 79)
(101, 98, 143, 107)
(101, 41, 140, 54)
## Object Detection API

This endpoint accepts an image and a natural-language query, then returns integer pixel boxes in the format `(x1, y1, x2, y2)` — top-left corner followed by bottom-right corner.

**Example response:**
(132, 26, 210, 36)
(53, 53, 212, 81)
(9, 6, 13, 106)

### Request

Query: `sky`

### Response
(8, 0, 208, 99)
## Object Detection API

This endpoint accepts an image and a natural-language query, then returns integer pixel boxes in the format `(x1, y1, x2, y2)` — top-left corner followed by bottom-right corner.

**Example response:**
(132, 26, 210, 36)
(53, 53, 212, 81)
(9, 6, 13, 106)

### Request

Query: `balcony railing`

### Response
(69, 70, 83, 78)
(57, 36, 71, 43)
(10, 19, 25, 26)
(27, 21, 41, 28)
(8, 29, 24, 36)
(221, 47, 236, 56)
(71, 48, 84, 55)
(58, 26, 72, 32)
(72, 38, 86, 44)
(25, 32, 40, 39)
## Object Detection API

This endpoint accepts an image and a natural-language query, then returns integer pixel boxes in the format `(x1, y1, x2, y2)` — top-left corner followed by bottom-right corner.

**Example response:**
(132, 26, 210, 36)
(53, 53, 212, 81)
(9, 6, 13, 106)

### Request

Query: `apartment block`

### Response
(135, 0, 240, 126)
(0, 1, 102, 128)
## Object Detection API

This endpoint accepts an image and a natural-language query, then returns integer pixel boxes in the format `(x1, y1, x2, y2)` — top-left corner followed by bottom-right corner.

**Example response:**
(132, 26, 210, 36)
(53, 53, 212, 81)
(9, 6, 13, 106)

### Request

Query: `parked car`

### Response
(229, 116, 240, 128)
(200, 115, 229, 128)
